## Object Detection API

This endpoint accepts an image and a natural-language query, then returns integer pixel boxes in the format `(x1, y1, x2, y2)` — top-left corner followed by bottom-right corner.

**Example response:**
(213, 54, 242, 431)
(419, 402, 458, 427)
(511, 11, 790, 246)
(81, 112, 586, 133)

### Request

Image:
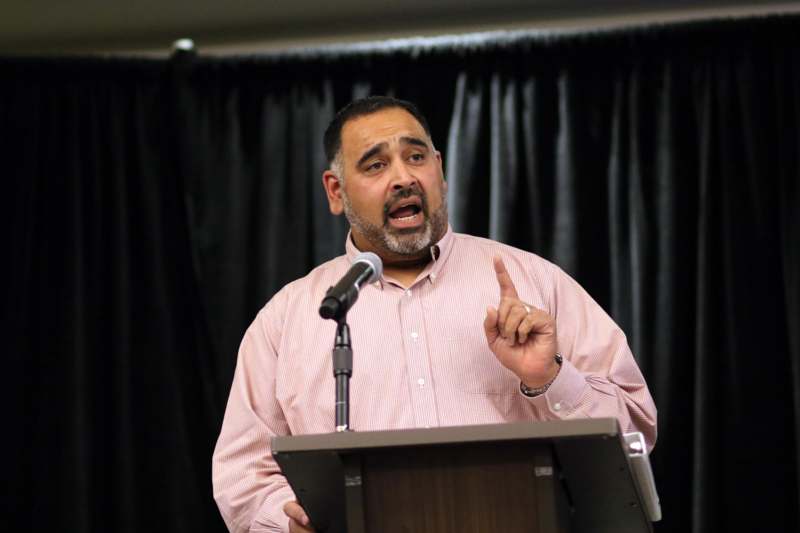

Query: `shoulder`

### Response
(448, 233, 574, 311)
(450, 232, 560, 276)
(253, 254, 350, 328)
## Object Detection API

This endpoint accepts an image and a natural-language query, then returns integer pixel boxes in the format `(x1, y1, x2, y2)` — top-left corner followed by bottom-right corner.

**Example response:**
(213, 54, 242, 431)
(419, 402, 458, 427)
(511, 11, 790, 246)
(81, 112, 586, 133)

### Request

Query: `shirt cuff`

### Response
(519, 358, 586, 417)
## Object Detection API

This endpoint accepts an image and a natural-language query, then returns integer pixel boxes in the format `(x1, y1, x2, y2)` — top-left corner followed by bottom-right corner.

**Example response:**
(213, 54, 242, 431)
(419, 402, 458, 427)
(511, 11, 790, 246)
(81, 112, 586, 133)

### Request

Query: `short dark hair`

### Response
(323, 96, 432, 166)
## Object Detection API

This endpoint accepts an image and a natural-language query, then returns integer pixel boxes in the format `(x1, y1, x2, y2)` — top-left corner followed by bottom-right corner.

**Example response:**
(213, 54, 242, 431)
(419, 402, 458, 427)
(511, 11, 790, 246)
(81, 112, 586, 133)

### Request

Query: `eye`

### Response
(365, 160, 386, 173)
(408, 152, 426, 163)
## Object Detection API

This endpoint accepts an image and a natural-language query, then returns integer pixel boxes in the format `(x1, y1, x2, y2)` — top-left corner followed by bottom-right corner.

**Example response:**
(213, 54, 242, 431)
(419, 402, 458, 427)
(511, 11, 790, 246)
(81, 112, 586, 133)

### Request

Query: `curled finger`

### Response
(503, 304, 528, 344)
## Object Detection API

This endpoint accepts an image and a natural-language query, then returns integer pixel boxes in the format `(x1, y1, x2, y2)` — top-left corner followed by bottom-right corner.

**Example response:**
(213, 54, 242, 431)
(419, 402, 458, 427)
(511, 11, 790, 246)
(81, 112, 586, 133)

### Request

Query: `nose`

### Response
(390, 160, 417, 191)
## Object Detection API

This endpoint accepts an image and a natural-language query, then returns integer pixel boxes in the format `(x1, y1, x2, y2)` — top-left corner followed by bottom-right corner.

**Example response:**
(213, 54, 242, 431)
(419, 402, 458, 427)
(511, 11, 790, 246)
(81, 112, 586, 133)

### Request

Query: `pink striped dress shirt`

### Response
(212, 226, 657, 533)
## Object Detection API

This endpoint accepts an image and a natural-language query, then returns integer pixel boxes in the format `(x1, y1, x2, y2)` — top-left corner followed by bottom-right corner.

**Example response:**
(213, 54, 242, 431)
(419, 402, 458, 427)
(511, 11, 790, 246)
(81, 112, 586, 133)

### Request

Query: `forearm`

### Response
(526, 357, 657, 450)
(212, 387, 296, 533)
(544, 265, 657, 450)
(213, 461, 294, 533)
(213, 309, 295, 532)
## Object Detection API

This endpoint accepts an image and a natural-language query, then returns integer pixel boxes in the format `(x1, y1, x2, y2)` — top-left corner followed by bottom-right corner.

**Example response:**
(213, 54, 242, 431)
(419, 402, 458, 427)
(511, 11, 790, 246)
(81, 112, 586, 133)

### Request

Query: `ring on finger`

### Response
(523, 304, 531, 314)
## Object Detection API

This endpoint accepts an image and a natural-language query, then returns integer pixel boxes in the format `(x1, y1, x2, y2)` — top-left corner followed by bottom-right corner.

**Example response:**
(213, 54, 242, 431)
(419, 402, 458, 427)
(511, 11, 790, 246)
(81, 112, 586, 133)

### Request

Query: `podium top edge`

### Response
(272, 418, 620, 454)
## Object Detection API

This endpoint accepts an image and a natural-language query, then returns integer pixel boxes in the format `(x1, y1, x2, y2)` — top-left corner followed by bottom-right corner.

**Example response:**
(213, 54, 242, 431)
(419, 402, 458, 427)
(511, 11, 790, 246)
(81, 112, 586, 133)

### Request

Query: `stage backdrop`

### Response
(3, 14, 799, 533)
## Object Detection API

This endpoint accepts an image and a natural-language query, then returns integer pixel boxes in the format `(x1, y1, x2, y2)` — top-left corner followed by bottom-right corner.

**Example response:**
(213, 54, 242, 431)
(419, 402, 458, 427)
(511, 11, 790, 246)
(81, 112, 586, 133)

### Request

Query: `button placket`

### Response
(398, 286, 438, 428)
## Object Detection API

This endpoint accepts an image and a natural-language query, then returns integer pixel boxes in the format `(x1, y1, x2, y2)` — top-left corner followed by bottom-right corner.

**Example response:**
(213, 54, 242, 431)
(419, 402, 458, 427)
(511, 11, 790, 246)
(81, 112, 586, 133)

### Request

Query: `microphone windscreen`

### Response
(353, 252, 383, 283)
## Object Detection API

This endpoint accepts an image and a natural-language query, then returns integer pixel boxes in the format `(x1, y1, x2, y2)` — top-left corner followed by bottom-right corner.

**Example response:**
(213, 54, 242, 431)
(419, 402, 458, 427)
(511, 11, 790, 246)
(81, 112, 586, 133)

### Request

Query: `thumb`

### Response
(483, 306, 499, 345)
(283, 501, 310, 527)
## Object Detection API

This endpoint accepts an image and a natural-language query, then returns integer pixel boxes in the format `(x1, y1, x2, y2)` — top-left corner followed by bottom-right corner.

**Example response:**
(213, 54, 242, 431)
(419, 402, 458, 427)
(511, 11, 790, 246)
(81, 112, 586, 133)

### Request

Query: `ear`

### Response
(322, 170, 344, 215)
(434, 149, 444, 174)
(434, 150, 447, 190)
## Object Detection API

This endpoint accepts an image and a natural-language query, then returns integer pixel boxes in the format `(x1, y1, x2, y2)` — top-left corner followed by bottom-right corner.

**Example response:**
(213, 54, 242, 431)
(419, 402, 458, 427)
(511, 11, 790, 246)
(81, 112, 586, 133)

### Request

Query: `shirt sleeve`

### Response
(212, 294, 295, 533)
(522, 264, 658, 451)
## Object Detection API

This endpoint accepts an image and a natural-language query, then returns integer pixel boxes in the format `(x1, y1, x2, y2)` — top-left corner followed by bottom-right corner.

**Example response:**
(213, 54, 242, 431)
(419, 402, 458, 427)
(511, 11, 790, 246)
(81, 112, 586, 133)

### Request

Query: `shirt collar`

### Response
(344, 225, 455, 288)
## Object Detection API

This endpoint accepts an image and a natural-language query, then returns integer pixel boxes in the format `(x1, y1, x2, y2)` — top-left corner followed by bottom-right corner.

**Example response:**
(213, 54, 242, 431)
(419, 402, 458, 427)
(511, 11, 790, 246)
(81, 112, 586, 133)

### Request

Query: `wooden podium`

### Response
(272, 418, 655, 533)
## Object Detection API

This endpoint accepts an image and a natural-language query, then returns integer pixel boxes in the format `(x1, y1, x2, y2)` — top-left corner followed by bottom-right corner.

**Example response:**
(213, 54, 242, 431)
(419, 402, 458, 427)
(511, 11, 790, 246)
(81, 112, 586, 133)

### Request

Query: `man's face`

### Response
(323, 107, 448, 260)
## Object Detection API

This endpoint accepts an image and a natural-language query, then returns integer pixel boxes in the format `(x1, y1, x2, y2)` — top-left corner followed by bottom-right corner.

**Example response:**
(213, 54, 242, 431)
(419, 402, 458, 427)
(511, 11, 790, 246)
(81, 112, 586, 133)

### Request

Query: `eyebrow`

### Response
(401, 136, 429, 149)
(355, 136, 430, 168)
(356, 143, 387, 168)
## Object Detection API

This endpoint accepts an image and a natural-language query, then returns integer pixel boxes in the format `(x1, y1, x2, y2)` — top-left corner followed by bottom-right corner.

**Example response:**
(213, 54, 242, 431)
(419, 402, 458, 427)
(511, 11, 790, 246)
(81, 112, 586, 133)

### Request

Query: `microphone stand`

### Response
(332, 317, 353, 432)
(320, 252, 382, 432)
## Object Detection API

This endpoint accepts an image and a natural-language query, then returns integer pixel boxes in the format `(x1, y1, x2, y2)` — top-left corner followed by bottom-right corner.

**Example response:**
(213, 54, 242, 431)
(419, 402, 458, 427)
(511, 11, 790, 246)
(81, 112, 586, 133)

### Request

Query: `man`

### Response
(212, 96, 657, 533)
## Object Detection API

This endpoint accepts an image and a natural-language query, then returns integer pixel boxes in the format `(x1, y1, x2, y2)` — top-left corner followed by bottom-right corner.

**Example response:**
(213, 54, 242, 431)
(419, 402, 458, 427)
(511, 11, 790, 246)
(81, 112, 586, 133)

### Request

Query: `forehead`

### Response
(340, 107, 429, 157)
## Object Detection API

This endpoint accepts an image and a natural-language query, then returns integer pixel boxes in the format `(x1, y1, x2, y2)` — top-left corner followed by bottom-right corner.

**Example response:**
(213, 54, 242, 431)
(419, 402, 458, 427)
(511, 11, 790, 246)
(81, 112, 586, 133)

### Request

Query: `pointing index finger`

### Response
(493, 256, 519, 299)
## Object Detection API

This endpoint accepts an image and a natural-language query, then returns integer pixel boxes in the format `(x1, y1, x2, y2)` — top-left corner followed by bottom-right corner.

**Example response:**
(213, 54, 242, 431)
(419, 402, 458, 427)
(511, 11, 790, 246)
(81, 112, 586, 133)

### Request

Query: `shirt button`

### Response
(405, 289, 412, 298)
(430, 273, 437, 280)
(417, 378, 425, 387)
(410, 331, 419, 340)
(553, 402, 562, 411)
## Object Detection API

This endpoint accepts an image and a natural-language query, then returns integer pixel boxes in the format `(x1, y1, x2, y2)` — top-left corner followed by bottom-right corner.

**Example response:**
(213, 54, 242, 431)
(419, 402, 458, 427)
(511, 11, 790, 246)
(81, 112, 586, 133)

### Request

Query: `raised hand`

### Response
(483, 256, 560, 388)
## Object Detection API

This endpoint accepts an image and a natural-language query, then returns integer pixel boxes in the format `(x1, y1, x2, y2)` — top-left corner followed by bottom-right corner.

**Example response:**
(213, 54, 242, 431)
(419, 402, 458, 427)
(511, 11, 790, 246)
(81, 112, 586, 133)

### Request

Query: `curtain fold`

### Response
(3, 60, 223, 532)
(4, 14, 800, 533)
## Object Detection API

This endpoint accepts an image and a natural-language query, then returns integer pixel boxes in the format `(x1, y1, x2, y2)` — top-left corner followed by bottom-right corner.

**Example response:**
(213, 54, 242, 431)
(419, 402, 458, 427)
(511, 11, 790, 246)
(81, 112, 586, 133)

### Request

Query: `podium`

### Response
(272, 418, 657, 533)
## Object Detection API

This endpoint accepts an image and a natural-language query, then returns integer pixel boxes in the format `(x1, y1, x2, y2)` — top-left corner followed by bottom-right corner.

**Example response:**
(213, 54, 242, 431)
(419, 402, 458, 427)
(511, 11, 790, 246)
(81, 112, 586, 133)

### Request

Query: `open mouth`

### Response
(389, 203, 422, 220)
(386, 197, 425, 228)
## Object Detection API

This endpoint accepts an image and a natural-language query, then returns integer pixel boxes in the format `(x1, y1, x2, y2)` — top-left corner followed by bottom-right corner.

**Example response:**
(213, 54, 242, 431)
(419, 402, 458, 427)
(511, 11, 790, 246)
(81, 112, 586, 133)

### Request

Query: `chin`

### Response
(384, 226, 433, 255)
(391, 225, 426, 236)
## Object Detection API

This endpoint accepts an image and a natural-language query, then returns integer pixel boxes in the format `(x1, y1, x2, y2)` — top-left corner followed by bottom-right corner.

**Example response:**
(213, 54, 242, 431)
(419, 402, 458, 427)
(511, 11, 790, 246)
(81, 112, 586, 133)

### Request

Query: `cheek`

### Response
(424, 175, 446, 205)
(348, 187, 387, 218)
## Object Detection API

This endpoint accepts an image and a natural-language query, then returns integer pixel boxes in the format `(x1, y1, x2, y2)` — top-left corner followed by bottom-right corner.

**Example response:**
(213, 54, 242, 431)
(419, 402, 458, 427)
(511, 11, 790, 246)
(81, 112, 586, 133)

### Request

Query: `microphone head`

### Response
(353, 252, 383, 284)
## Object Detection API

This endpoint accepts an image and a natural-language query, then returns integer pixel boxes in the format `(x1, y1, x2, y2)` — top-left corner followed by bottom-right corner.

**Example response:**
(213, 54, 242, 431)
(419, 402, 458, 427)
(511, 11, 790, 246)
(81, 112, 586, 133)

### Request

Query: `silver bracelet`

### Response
(519, 353, 563, 397)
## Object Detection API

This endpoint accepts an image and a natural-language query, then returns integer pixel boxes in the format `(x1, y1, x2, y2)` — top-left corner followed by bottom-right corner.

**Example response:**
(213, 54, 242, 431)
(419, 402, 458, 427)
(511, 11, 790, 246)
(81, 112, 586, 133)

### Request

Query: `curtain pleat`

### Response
(552, 71, 579, 274)
(446, 71, 487, 235)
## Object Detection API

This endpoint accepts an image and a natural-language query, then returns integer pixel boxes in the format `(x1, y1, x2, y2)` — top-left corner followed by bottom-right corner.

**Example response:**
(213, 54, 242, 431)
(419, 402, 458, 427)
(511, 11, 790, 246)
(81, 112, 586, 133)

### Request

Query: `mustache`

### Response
(382, 185, 429, 220)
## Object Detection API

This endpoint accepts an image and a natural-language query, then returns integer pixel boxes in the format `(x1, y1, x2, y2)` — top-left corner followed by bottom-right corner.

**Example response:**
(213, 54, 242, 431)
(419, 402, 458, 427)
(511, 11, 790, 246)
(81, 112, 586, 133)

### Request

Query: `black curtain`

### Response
(4, 14, 799, 533)
(2, 59, 223, 531)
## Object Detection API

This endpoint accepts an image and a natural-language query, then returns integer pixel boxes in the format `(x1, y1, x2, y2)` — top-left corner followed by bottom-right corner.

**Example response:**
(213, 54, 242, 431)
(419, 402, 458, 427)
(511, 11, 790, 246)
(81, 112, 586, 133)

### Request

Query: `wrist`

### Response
(520, 353, 563, 397)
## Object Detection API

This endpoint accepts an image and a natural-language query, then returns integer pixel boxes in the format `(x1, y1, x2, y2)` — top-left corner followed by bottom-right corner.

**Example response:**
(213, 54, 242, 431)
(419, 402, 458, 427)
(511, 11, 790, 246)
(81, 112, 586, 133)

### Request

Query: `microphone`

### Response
(319, 252, 383, 320)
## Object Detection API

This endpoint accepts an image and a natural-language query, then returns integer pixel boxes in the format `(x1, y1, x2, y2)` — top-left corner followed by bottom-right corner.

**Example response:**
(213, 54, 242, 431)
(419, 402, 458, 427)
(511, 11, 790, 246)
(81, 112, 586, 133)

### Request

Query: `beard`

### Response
(341, 183, 449, 257)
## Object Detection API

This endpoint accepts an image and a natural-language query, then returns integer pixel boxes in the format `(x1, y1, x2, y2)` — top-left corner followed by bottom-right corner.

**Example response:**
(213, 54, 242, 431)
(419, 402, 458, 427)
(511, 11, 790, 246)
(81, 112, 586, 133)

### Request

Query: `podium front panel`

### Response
(273, 419, 652, 533)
